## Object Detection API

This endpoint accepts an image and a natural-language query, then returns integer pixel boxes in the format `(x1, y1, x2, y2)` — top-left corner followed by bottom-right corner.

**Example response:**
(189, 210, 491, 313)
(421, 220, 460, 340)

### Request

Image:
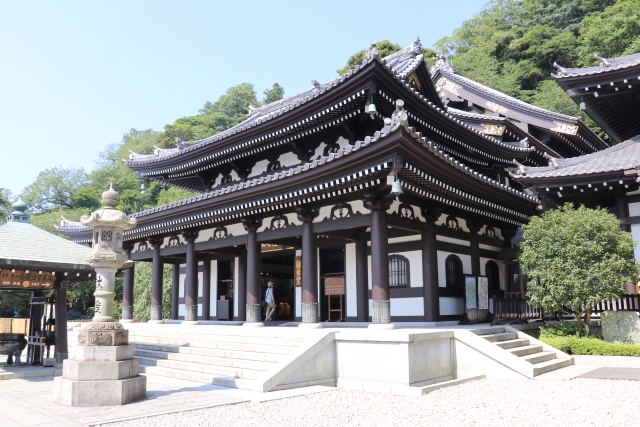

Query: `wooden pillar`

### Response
(370, 209, 390, 324)
(202, 254, 211, 321)
(237, 246, 247, 321)
(121, 245, 134, 323)
(468, 221, 482, 276)
(149, 237, 164, 323)
(54, 279, 71, 360)
(297, 208, 319, 326)
(242, 218, 262, 324)
(171, 262, 179, 320)
(355, 231, 369, 322)
(615, 191, 631, 232)
(421, 208, 442, 323)
(183, 230, 199, 324)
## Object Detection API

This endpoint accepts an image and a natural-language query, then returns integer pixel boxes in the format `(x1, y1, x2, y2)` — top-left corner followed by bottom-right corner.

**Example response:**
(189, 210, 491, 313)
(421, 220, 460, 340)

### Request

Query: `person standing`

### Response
(265, 281, 276, 321)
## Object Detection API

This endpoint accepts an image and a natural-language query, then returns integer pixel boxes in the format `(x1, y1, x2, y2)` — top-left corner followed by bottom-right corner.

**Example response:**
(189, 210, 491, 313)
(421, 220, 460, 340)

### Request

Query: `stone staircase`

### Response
(471, 326, 572, 377)
(125, 326, 315, 390)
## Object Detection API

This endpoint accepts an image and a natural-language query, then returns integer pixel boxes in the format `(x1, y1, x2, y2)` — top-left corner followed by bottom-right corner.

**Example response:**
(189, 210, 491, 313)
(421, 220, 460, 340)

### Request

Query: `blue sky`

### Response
(0, 0, 483, 197)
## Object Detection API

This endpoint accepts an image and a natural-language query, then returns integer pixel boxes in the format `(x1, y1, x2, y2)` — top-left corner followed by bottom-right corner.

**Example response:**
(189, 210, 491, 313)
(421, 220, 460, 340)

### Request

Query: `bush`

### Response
(541, 335, 640, 356)
(540, 323, 578, 337)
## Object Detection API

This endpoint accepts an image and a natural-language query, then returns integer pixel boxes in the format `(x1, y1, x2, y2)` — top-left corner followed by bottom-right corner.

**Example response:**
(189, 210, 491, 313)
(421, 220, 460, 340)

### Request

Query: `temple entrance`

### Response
(260, 247, 295, 321)
(319, 246, 345, 322)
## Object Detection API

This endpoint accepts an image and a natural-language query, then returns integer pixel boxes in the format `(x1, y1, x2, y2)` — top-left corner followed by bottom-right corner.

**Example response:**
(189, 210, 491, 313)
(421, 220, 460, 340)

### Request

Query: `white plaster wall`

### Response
(628, 201, 640, 217)
(249, 159, 269, 178)
(437, 251, 472, 288)
(234, 259, 239, 317)
(195, 229, 212, 243)
(278, 152, 300, 168)
(179, 273, 185, 298)
(440, 297, 464, 315)
(388, 297, 424, 316)
(388, 235, 420, 244)
(632, 224, 640, 262)
(345, 243, 357, 317)
(197, 271, 203, 297)
(436, 235, 470, 246)
(226, 222, 247, 237)
(178, 304, 184, 316)
(210, 260, 218, 317)
(388, 250, 422, 288)
(367, 256, 372, 290)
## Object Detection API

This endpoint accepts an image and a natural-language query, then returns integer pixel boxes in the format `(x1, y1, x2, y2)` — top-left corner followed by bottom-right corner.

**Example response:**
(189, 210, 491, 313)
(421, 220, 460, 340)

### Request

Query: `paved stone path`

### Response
(576, 367, 640, 380)
(0, 374, 333, 427)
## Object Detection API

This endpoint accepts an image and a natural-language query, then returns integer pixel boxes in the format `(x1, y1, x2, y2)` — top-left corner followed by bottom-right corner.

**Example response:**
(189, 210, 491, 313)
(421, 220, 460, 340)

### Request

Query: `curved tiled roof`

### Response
(513, 135, 640, 179)
(0, 221, 91, 266)
(127, 39, 427, 166)
(554, 52, 640, 79)
(432, 57, 578, 122)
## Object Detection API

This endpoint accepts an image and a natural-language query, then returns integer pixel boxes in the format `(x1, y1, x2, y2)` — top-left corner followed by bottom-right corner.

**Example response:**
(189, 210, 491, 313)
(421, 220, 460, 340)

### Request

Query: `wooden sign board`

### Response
(324, 276, 345, 296)
(295, 256, 302, 287)
(0, 269, 54, 290)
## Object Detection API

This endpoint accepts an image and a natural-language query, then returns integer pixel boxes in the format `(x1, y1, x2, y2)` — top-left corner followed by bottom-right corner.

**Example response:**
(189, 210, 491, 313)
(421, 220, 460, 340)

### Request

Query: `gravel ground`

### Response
(574, 355, 640, 368)
(97, 377, 640, 427)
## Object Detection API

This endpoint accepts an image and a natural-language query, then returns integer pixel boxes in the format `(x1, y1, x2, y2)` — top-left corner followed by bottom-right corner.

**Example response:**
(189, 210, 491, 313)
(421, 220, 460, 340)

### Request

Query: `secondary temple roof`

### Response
(431, 56, 608, 157)
(513, 135, 640, 180)
(553, 52, 640, 144)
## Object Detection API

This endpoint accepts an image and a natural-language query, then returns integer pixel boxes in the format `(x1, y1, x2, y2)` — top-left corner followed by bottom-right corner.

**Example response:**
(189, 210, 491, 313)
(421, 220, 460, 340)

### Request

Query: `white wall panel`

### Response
(234, 259, 239, 317)
(210, 260, 218, 316)
(628, 202, 640, 217)
(440, 297, 464, 315)
(345, 243, 357, 317)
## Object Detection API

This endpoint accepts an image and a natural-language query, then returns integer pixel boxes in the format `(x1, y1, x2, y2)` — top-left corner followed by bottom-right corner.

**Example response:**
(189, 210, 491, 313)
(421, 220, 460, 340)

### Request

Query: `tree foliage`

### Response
(21, 167, 89, 212)
(519, 204, 638, 336)
(337, 40, 439, 75)
(133, 262, 173, 322)
(0, 188, 12, 225)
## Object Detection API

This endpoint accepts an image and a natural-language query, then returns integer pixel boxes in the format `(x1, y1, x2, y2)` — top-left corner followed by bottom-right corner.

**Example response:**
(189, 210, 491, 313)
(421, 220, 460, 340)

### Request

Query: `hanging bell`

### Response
(367, 103, 377, 119)
(391, 180, 403, 201)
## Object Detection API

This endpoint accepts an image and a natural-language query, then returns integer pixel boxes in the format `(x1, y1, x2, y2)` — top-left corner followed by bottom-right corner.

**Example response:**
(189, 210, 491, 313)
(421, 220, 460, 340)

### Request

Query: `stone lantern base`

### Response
(53, 323, 146, 406)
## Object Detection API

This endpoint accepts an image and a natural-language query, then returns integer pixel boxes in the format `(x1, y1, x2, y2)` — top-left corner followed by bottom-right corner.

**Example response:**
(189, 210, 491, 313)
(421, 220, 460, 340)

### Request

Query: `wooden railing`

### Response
(492, 294, 640, 325)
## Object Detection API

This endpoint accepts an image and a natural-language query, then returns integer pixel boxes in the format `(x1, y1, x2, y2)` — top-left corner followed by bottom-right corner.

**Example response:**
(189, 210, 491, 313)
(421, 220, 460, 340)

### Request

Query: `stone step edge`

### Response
(136, 356, 268, 376)
(130, 341, 299, 354)
(140, 364, 257, 391)
(133, 348, 282, 363)
(133, 350, 280, 367)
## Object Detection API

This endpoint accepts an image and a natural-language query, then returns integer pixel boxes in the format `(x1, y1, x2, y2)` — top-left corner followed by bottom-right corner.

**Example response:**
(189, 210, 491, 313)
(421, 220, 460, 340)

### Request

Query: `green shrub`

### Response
(540, 323, 578, 338)
(541, 336, 640, 356)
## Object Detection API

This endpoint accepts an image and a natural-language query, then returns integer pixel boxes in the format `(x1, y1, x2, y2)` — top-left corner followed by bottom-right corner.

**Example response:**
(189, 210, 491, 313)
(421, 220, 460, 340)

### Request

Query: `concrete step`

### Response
(481, 332, 518, 343)
(130, 338, 298, 355)
(140, 364, 255, 390)
(494, 338, 530, 350)
(507, 344, 544, 357)
(470, 327, 505, 336)
(533, 358, 572, 376)
(133, 349, 277, 370)
(521, 351, 556, 365)
(136, 356, 265, 379)
(128, 332, 307, 347)
(177, 346, 283, 362)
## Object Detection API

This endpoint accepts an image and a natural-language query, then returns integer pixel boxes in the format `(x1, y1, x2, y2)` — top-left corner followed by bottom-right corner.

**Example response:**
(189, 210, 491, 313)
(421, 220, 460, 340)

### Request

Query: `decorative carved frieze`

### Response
(295, 207, 319, 224)
(551, 121, 579, 135)
(270, 215, 290, 230)
(479, 123, 506, 136)
(323, 139, 340, 156)
(408, 73, 422, 89)
(435, 76, 461, 96)
(165, 235, 181, 248)
(330, 201, 357, 219)
(445, 215, 460, 230)
(485, 101, 508, 115)
(212, 226, 229, 240)
(241, 217, 263, 233)
(398, 203, 415, 220)
(220, 174, 232, 185)
(267, 158, 282, 172)
(182, 229, 199, 243)
(484, 226, 497, 238)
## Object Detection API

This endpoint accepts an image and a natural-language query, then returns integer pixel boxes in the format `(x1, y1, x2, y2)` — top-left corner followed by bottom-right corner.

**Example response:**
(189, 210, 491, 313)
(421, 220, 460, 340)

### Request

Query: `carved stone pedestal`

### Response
(54, 323, 146, 406)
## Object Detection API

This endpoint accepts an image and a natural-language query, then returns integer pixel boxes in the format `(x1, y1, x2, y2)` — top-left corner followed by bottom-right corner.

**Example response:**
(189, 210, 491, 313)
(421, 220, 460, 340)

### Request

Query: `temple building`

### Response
(512, 52, 640, 280)
(58, 38, 635, 326)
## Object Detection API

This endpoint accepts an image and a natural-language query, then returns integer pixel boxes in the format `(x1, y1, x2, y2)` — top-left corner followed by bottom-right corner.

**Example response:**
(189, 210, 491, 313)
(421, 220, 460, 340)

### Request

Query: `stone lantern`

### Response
(54, 184, 146, 406)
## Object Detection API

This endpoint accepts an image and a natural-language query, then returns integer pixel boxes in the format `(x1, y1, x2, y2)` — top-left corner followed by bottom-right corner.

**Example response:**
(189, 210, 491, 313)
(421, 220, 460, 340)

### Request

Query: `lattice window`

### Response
(485, 260, 500, 291)
(102, 231, 113, 242)
(445, 255, 464, 289)
(389, 255, 410, 288)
